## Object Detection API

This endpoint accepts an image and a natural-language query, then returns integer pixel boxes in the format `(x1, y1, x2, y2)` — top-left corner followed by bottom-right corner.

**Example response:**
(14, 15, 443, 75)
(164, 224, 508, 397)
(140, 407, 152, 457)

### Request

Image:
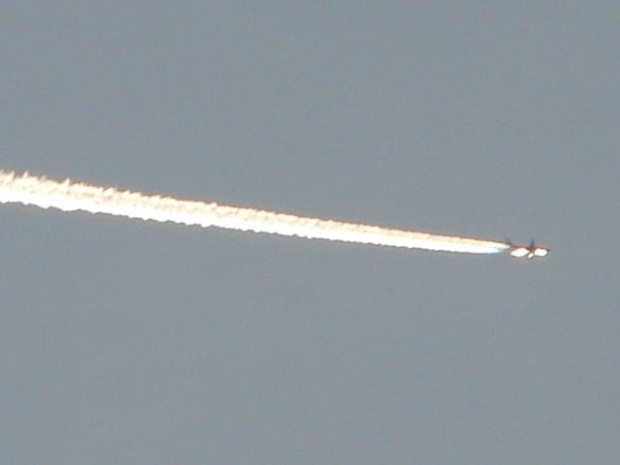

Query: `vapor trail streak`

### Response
(0, 171, 509, 255)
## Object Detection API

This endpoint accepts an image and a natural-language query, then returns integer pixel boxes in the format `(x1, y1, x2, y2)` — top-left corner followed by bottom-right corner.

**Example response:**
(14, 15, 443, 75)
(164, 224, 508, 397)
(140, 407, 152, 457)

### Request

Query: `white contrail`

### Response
(0, 170, 509, 255)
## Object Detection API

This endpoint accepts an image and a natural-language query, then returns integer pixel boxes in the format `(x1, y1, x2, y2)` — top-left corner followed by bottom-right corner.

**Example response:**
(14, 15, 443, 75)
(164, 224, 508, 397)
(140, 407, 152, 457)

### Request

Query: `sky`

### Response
(1, 2, 619, 464)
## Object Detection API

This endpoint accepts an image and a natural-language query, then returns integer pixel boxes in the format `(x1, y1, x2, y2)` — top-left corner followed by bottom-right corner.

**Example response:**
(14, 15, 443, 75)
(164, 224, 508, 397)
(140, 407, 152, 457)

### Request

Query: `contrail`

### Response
(0, 170, 509, 255)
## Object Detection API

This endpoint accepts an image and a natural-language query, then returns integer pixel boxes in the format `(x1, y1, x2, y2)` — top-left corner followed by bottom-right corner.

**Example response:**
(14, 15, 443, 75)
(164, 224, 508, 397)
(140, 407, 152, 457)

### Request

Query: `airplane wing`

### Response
(509, 247, 530, 258)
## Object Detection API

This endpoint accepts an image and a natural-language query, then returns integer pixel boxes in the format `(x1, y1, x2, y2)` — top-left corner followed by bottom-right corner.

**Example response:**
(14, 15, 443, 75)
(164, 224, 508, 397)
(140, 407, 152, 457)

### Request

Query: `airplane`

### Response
(507, 239, 549, 259)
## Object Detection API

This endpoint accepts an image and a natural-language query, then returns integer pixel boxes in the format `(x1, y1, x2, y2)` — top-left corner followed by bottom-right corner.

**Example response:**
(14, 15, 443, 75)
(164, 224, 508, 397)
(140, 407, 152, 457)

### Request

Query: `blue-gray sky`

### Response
(2, 2, 618, 463)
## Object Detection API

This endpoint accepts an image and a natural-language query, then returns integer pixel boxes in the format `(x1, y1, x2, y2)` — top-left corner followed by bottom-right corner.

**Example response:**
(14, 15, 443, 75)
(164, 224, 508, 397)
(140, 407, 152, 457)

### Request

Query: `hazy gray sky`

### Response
(2, 2, 618, 464)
